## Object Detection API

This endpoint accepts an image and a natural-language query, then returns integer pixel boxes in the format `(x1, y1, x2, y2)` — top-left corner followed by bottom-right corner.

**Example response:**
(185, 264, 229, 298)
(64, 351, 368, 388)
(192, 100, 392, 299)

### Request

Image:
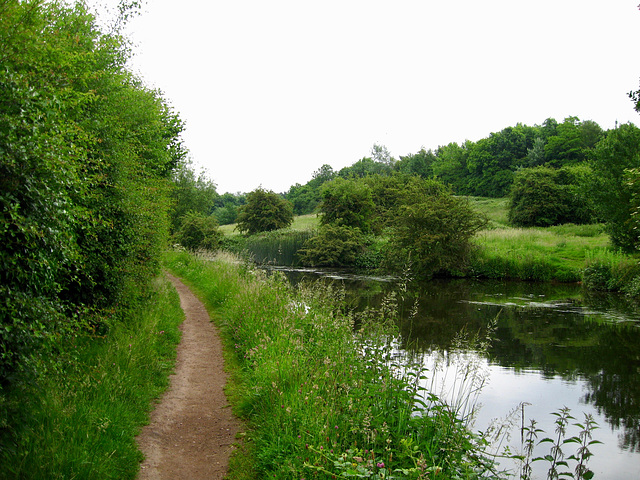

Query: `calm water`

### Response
(268, 267, 640, 479)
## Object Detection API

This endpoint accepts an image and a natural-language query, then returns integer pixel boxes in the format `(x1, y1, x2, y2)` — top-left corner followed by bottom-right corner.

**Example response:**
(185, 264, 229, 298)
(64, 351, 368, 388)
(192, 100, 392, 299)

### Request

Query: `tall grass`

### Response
(165, 250, 504, 479)
(0, 277, 183, 480)
(471, 224, 614, 283)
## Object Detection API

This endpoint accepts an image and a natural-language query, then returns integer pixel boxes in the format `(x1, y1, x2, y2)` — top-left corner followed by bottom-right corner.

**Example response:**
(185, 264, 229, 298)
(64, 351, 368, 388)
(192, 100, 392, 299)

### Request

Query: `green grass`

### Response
(463, 196, 510, 228)
(0, 277, 184, 480)
(165, 250, 503, 480)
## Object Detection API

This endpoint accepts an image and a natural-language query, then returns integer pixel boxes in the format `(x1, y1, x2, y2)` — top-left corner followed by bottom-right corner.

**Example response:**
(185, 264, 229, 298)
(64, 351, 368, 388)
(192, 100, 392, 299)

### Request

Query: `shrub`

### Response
(298, 225, 366, 267)
(508, 166, 595, 227)
(319, 178, 376, 234)
(386, 194, 487, 278)
(174, 212, 222, 251)
(236, 188, 293, 235)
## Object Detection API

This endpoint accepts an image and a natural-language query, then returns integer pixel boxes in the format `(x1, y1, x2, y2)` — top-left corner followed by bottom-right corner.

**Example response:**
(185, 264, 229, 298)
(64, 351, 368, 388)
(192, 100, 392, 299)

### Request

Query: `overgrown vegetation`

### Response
(165, 251, 508, 479)
(0, 1, 187, 476)
(0, 277, 184, 479)
(0, 0, 184, 385)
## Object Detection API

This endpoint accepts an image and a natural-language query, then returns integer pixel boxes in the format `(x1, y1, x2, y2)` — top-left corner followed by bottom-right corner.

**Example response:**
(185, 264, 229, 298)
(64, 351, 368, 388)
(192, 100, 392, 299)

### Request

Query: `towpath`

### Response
(137, 274, 241, 479)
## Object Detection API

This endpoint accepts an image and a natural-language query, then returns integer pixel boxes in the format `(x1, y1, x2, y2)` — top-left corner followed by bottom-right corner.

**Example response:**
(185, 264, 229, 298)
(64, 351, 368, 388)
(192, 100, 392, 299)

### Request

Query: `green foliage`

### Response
(508, 166, 595, 227)
(395, 148, 437, 178)
(165, 251, 503, 479)
(174, 211, 222, 251)
(0, 0, 184, 383)
(0, 277, 184, 480)
(545, 117, 604, 167)
(319, 177, 376, 233)
(466, 124, 537, 197)
(169, 161, 218, 233)
(213, 192, 245, 225)
(432, 141, 473, 194)
(589, 122, 640, 251)
(236, 188, 293, 235)
(298, 225, 366, 267)
(387, 194, 487, 278)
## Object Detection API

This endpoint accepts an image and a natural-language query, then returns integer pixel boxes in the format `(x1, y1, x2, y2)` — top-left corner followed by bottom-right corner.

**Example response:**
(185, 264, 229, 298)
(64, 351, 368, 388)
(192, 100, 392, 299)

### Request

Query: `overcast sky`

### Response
(92, 1, 640, 194)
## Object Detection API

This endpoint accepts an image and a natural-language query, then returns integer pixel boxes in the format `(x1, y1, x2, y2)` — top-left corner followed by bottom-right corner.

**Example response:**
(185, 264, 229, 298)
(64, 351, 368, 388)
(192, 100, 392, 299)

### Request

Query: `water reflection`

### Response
(267, 267, 640, 478)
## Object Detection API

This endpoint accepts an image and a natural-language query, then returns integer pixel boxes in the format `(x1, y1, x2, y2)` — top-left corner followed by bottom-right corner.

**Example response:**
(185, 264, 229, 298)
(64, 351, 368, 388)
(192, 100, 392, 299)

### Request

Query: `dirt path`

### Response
(137, 274, 242, 479)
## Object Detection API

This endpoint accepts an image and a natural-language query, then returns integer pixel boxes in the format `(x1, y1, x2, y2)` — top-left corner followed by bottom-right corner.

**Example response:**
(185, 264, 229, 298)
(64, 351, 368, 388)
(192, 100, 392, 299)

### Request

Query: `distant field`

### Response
(463, 196, 510, 227)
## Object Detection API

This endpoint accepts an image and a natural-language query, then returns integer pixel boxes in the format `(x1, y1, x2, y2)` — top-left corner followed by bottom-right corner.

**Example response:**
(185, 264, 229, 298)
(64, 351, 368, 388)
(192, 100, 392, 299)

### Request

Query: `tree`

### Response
(319, 178, 376, 234)
(590, 123, 640, 250)
(170, 161, 218, 233)
(432, 141, 472, 194)
(544, 117, 603, 167)
(395, 148, 437, 178)
(508, 166, 595, 227)
(386, 192, 487, 278)
(466, 125, 536, 197)
(236, 188, 293, 235)
(0, 0, 185, 382)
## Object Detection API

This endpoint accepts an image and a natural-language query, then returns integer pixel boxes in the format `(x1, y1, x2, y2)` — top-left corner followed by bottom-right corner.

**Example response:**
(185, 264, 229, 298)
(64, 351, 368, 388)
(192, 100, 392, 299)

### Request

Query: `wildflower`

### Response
(377, 462, 385, 468)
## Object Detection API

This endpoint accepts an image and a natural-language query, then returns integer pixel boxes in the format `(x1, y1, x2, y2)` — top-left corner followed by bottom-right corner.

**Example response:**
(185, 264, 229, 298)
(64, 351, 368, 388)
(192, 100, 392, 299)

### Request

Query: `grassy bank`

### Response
(0, 277, 184, 480)
(165, 250, 504, 479)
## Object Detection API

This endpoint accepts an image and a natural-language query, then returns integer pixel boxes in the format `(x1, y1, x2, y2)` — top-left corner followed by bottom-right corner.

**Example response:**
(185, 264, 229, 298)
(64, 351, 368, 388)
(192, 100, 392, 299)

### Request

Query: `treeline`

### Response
(0, 1, 184, 385)
(282, 118, 640, 252)
(286, 117, 606, 211)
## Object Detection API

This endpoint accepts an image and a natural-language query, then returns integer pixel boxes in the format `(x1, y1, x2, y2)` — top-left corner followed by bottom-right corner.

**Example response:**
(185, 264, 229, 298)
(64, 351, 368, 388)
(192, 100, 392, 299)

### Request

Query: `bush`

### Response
(590, 123, 640, 251)
(236, 188, 293, 235)
(386, 194, 487, 278)
(319, 178, 376, 233)
(174, 212, 222, 251)
(508, 166, 595, 227)
(298, 225, 366, 267)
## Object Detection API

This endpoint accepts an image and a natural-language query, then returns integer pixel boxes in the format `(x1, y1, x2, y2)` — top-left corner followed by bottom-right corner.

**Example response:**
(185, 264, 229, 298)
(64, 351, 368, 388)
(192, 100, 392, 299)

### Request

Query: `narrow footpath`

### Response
(137, 274, 242, 480)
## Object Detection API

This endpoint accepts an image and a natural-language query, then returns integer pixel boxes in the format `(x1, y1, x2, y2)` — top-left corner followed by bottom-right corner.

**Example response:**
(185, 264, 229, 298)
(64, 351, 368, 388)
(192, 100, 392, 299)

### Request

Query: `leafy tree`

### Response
(508, 166, 595, 227)
(590, 123, 640, 250)
(174, 211, 222, 251)
(544, 117, 603, 167)
(466, 125, 537, 197)
(0, 0, 184, 382)
(395, 148, 437, 178)
(170, 161, 218, 233)
(386, 192, 487, 278)
(298, 225, 366, 267)
(526, 137, 547, 167)
(236, 188, 293, 235)
(212, 192, 245, 225)
(432, 141, 472, 194)
(319, 178, 376, 234)
(363, 174, 448, 229)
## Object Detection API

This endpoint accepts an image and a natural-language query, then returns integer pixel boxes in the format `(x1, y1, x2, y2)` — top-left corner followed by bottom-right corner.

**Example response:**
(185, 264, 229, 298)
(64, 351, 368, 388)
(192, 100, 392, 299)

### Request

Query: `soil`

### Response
(136, 274, 242, 480)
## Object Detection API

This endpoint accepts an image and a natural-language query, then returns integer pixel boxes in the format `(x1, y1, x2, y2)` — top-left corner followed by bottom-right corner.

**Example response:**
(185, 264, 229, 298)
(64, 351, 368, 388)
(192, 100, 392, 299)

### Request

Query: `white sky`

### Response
(92, 0, 640, 194)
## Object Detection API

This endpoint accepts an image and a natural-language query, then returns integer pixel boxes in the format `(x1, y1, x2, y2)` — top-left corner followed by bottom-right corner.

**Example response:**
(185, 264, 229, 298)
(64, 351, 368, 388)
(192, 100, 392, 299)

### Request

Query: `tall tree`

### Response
(590, 123, 640, 250)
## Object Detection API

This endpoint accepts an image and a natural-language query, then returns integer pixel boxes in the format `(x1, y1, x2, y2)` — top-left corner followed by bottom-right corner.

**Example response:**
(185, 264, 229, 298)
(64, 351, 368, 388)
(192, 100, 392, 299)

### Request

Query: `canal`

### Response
(268, 267, 640, 479)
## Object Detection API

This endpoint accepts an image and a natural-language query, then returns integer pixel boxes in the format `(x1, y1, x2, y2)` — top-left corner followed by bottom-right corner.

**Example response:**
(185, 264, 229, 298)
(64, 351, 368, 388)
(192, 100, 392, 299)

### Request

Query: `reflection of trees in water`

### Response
(284, 272, 640, 452)
(390, 280, 640, 453)
(583, 371, 640, 452)
(490, 307, 640, 452)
